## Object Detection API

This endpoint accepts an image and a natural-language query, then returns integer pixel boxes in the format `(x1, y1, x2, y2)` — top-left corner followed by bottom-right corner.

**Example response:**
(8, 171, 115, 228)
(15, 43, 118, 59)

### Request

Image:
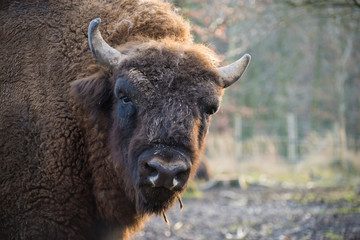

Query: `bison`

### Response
(0, 0, 250, 239)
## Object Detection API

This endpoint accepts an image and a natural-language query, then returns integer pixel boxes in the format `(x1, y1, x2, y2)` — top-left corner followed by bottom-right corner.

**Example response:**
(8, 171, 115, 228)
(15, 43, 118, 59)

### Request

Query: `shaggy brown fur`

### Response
(0, 0, 226, 239)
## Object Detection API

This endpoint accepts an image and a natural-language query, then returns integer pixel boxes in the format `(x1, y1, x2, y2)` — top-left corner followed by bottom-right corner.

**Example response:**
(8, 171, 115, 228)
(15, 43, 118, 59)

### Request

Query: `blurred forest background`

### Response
(170, 0, 360, 185)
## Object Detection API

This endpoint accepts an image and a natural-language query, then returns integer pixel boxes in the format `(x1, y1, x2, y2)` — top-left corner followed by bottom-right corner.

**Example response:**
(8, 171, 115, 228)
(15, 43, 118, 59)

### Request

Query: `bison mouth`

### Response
(137, 185, 181, 214)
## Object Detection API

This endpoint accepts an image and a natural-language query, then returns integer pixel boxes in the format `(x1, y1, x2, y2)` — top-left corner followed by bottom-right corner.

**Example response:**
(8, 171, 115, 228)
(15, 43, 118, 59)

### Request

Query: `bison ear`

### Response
(71, 71, 112, 111)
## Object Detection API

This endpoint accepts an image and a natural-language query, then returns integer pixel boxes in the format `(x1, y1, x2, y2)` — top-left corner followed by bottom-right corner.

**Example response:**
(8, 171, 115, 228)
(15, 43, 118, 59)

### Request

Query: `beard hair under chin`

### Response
(134, 188, 176, 216)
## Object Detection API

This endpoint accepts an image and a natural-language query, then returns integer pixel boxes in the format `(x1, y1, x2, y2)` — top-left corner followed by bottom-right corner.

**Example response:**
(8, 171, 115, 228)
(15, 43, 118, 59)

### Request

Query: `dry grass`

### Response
(204, 132, 360, 186)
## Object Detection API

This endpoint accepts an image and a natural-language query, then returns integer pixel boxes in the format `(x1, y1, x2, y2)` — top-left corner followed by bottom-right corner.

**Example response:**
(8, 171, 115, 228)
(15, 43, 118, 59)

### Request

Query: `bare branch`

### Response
(354, 0, 360, 8)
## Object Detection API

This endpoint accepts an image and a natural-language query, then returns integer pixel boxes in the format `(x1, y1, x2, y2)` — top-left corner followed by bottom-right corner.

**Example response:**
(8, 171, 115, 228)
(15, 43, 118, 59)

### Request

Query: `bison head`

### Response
(72, 19, 250, 216)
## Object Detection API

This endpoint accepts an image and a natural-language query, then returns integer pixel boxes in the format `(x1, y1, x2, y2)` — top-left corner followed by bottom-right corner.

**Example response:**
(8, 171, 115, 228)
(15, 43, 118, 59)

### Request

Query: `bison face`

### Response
(107, 49, 223, 214)
(72, 50, 222, 214)
(71, 19, 250, 217)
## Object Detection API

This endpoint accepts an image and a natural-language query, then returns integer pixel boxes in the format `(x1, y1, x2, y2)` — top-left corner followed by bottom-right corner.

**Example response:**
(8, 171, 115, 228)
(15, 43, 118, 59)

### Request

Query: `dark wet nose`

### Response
(140, 157, 190, 190)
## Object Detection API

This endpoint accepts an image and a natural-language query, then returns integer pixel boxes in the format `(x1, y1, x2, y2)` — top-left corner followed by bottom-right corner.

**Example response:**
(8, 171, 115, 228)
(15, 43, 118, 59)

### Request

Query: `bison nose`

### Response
(142, 158, 190, 190)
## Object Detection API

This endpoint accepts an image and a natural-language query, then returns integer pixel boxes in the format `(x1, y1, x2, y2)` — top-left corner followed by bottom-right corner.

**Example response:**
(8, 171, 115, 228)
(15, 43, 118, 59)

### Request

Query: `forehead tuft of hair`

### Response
(108, 0, 193, 46)
(115, 39, 220, 70)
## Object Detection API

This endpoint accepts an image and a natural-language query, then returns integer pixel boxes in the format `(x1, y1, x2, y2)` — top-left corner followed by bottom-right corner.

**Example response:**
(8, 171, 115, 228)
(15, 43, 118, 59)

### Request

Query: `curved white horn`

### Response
(218, 54, 251, 88)
(88, 18, 125, 68)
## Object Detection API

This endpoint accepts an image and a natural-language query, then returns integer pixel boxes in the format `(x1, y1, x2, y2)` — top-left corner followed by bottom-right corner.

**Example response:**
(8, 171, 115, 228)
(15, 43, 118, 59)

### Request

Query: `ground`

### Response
(133, 181, 360, 240)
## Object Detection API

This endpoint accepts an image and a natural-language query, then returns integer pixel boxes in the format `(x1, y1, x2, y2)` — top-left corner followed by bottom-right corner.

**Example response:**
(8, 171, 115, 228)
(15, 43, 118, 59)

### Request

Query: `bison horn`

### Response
(88, 18, 125, 68)
(218, 54, 251, 88)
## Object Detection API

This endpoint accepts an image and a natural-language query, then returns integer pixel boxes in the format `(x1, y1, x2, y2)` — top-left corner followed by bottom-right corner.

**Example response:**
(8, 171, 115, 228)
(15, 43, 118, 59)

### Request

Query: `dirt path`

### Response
(133, 184, 360, 240)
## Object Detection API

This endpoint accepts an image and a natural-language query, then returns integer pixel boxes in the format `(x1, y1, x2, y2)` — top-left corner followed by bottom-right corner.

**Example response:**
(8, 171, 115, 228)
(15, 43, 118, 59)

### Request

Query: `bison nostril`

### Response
(144, 162, 158, 177)
(173, 170, 189, 186)
(175, 170, 187, 180)
(143, 162, 159, 187)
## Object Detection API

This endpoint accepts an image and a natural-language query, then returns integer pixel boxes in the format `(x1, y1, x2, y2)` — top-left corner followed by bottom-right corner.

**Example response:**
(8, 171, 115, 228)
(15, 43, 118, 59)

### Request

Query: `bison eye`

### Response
(120, 96, 131, 104)
(205, 104, 219, 115)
